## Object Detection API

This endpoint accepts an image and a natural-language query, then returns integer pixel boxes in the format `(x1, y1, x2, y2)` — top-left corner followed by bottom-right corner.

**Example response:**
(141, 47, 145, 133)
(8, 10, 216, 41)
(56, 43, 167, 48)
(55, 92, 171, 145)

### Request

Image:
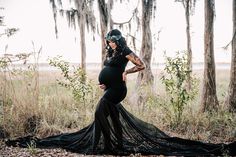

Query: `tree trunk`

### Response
(74, 0, 87, 71)
(97, 0, 113, 69)
(201, 0, 219, 112)
(135, 0, 154, 111)
(79, 14, 86, 70)
(136, 0, 154, 86)
(98, 0, 107, 69)
(100, 25, 107, 69)
(225, 0, 236, 112)
(185, 0, 193, 91)
(107, 0, 113, 30)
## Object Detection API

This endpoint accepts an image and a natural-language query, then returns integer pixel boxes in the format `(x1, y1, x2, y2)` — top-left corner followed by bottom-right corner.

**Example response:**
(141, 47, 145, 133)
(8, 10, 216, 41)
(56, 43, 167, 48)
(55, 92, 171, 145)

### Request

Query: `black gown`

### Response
(5, 47, 236, 156)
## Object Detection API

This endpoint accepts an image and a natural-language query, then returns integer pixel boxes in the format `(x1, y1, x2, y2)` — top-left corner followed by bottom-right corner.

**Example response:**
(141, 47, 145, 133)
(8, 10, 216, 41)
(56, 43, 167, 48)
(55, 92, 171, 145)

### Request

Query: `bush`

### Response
(160, 51, 199, 127)
(48, 56, 92, 105)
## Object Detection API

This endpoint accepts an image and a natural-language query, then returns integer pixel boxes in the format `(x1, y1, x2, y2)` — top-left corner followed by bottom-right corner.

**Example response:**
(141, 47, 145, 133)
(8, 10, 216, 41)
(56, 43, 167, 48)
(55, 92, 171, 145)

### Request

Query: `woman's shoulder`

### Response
(122, 46, 133, 56)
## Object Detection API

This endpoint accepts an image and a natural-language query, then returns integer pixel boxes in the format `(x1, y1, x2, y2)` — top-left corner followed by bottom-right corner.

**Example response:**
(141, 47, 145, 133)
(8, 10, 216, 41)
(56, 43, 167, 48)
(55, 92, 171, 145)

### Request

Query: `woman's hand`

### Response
(122, 71, 127, 81)
(99, 84, 106, 90)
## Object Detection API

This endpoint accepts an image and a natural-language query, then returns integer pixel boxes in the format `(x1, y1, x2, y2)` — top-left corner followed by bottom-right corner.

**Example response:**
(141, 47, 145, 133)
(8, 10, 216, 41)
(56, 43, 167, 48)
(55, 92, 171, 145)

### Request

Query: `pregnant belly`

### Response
(98, 66, 123, 86)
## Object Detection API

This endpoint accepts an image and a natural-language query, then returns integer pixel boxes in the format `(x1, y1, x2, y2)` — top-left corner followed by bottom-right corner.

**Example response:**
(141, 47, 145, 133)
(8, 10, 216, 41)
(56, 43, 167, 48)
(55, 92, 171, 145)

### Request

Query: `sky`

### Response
(0, 0, 233, 64)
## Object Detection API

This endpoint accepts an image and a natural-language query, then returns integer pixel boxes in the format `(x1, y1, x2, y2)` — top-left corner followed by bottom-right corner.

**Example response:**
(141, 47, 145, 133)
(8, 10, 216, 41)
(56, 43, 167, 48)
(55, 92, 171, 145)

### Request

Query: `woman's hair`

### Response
(105, 29, 127, 53)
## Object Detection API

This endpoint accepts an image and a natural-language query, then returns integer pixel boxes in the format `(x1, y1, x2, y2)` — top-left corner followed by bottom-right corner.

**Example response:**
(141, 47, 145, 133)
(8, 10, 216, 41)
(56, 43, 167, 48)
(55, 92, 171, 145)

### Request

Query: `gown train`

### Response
(5, 97, 236, 156)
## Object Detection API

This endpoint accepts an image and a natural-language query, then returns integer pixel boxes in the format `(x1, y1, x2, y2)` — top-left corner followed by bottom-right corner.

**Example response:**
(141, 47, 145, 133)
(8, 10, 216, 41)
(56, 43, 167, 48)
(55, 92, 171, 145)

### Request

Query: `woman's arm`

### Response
(125, 52, 145, 74)
(122, 52, 145, 81)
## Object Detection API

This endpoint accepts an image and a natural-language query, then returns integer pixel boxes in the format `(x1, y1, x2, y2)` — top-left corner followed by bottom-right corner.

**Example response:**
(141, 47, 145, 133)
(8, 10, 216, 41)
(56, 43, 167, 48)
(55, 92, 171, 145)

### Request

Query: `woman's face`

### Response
(108, 40, 117, 50)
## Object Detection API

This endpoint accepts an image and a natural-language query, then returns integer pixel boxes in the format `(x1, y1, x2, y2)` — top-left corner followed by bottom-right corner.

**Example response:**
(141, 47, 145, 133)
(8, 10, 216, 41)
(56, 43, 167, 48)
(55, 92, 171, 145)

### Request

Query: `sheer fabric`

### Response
(6, 97, 236, 156)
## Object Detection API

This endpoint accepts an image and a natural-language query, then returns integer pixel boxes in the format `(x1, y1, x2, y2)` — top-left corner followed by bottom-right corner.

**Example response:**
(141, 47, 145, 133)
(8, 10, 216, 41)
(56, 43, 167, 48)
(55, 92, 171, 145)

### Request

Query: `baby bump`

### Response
(98, 66, 124, 87)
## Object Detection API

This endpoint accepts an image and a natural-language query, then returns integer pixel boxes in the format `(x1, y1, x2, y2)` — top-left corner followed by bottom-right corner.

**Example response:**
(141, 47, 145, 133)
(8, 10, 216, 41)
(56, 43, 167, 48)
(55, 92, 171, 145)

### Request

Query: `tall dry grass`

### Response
(0, 67, 235, 144)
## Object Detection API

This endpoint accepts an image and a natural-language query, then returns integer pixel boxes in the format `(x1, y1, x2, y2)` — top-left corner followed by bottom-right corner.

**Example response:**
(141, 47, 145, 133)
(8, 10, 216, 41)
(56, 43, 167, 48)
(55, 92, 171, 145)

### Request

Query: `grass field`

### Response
(0, 67, 235, 144)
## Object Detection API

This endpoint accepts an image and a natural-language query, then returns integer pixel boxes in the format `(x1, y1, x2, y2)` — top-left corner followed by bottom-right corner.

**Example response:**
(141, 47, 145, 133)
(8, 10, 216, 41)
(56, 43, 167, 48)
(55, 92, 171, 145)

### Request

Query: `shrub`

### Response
(48, 56, 92, 106)
(160, 51, 199, 127)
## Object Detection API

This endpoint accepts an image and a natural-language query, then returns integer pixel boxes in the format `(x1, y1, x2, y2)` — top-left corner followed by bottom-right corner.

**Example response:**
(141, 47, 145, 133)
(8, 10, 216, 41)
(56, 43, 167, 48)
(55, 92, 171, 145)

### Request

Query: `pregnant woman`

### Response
(95, 29, 145, 153)
(6, 29, 235, 156)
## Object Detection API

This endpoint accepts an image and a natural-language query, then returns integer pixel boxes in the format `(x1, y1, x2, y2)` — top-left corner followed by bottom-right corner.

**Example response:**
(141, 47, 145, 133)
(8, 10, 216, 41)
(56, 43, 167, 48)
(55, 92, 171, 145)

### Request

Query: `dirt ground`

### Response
(0, 140, 164, 157)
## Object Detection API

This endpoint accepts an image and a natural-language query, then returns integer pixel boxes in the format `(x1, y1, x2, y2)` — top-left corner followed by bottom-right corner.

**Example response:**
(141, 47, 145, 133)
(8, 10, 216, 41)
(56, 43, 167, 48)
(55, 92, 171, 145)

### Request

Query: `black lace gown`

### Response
(6, 48, 236, 156)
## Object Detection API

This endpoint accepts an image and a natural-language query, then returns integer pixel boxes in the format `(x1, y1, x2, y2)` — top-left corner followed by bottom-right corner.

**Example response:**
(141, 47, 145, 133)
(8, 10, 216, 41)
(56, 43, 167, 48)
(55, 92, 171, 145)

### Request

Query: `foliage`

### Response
(160, 51, 199, 127)
(0, 17, 19, 37)
(0, 53, 31, 69)
(27, 140, 37, 155)
(0, 44, 43, 136)
(0, 7, 19, 39)
(48, 56, 92, 105)
(0, 57, 8, 69)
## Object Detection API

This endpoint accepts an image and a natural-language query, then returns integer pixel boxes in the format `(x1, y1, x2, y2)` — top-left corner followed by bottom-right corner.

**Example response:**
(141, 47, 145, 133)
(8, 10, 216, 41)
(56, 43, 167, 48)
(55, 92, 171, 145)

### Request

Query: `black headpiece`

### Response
(105, 29, 122, 42)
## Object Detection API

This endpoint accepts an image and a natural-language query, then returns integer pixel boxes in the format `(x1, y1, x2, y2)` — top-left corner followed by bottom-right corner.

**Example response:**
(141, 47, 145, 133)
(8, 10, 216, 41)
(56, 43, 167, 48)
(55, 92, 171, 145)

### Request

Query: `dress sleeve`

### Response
(123, 47, 133, 56)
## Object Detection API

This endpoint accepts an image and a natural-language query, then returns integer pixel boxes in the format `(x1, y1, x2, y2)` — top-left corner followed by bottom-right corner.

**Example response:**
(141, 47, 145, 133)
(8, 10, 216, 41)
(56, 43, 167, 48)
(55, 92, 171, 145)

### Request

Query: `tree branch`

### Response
(113, 0, 140, 25)
(222, 30, 236, 50)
